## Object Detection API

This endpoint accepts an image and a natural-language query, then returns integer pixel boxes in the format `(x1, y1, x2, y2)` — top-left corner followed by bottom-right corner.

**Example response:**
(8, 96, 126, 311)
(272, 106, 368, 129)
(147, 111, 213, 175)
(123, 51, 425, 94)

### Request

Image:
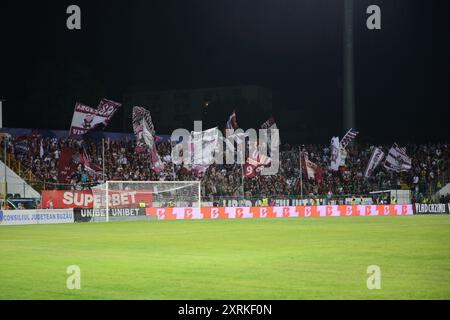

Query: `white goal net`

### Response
(90, 181, 201, 222)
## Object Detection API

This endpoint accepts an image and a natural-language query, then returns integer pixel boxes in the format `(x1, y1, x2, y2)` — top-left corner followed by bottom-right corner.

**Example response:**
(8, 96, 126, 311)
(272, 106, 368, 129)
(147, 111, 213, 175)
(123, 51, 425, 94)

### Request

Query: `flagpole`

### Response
(299, 146, 303, 200)
(102, 138, 105, 183)
(171, 142, 176, 179)
(241, 163, 245, 202)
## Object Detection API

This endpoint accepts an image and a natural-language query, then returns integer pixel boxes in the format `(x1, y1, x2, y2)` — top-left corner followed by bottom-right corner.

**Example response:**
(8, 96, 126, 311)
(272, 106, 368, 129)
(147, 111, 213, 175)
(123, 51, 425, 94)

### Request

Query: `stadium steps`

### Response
(0, 156, 40, 199)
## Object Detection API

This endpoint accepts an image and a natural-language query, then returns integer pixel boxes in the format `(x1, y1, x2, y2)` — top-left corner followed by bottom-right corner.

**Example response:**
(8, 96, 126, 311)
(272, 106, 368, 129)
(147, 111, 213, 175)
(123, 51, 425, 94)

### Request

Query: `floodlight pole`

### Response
(343, 0, 355, 132)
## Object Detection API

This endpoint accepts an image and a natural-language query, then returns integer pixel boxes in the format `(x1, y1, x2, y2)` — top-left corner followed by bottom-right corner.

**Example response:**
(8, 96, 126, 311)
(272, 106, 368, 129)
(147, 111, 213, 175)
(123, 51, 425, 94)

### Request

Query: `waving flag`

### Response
(364, 147, 385, 178)
(243, 146, 271, 178)
(132, 106, 164, 172)
(69, 98, 122, 136)
(132, 106, 155, 152)
(80, 147, 102, 179)
(224, 110, 238, 132)
(340, 128, 359, 149)
(243, 118, 278, 179)
(57, 147, 76, 182)
(330, 136, 341, 171)
(384, 143, 411, 172)
(302, 154, 324, 184)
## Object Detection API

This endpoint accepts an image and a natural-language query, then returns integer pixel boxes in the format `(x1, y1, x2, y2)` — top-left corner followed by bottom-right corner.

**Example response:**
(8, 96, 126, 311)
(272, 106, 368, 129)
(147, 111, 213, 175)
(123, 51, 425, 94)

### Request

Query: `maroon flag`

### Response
(96, 98, 122, 126)
(261, 116, 277, 130)
(80, 148, 102, 179)
(57, 148, 77, 182)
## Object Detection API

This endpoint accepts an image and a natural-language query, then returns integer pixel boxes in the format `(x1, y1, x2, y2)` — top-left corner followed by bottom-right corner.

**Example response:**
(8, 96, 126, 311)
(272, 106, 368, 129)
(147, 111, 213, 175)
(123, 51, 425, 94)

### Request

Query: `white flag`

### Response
(340, 128, 359, 149)
(39, 140, 44, 158)
(364, 147, 385, 178)
(384, 143, 411, 172)
(192, 127, 219, 166)
(330, 136, 341, 171)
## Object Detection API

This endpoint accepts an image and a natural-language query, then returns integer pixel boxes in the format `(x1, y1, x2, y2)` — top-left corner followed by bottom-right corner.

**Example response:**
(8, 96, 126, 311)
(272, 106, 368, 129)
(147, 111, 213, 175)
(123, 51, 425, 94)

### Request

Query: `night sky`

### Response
(0, 0, 448, 144)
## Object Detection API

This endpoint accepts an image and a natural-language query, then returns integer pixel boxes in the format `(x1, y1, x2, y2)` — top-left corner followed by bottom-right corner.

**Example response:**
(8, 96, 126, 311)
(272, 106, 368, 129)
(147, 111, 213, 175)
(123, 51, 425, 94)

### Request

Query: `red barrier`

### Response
(145, 205, 413, 220)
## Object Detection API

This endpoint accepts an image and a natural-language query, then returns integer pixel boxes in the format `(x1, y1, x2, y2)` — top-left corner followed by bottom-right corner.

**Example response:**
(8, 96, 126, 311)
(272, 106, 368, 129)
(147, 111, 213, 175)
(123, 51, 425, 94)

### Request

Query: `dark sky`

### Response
(0, 0, 448, 143)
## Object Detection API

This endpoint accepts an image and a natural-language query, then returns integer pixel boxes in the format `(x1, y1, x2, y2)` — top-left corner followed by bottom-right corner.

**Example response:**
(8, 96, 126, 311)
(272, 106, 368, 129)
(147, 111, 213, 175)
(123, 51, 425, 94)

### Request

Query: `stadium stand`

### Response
(2, 133, 449, 204)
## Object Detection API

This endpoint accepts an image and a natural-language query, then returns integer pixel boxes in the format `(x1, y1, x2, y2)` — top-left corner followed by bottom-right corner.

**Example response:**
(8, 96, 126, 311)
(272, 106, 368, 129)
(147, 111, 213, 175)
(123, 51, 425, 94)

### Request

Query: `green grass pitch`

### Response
(1, 215, 449, 299)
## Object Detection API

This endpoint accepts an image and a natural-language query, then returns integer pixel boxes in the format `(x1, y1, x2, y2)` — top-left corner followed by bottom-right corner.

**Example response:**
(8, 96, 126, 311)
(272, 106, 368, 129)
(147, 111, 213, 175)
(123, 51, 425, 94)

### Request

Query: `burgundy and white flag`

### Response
(384, 143, 411, 173)
(303, 154, 324, 184)
(224, 110, 238, 132)
(243, 146, 271, 178)
(69, 98, 121, 136)
(260, 116, 277, 130)
(132, 106, 155, 153)
(243, 117, 278, 179)
(132, 106, 164, 172)
(364, 147, 385, 178)
(80, 147, 103, 179)
(95, 98, 122, 127)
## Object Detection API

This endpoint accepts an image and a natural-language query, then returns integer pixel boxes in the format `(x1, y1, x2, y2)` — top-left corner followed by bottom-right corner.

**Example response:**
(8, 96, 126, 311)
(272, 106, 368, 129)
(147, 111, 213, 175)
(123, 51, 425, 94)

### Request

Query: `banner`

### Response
(73, 208, 146, 222)
(330, 136, 340, 171)
(57, 147, 76, 182)
(0, 209, 74, 226)
(384, 143, 412, 172)
(69, 99, 121, 136)
(414, 203, 449, 214)
(145, 204, 413, 220)
(364, 147, 385, 178)
(41, 190, 153, 209)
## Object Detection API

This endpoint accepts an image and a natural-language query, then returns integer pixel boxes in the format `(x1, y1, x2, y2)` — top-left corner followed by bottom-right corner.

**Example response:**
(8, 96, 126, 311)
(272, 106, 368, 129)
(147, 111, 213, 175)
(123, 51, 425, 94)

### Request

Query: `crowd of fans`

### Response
(5, 134, 450, 203)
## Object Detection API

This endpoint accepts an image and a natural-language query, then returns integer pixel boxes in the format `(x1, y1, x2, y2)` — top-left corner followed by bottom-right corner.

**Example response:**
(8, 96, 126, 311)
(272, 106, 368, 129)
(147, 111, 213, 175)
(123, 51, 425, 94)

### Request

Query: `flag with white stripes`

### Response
(384, 143, 411, 172)
(330, 136, 341, 171)
(340, 128, 359, 149)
